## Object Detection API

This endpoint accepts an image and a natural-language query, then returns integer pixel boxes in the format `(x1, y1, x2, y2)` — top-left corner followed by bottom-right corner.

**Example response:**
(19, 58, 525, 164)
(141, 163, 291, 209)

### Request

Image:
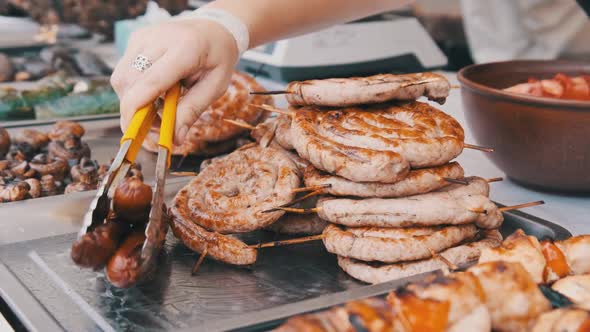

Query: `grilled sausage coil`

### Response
(171, 145, 300, 234)
(143, 71, 273, 156)
(285, 72, 451, 107)
(323, 223, 478, 263)
(290, 101, 465, 183)
(316, 177, 502, 229)
(337, 230, 502, 284)
(304, 162, 465, 198)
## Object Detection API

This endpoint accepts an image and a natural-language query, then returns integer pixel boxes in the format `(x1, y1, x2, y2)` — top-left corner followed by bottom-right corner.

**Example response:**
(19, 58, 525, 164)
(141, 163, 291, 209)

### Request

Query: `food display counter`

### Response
(0, 73, 588, 332)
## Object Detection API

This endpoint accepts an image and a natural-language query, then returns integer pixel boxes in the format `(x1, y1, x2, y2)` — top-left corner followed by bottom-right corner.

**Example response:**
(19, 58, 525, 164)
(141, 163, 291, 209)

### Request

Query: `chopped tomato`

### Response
(540, 241, 570, 282)
(505, 73, 590, 101)
(388, 292, 450, 332)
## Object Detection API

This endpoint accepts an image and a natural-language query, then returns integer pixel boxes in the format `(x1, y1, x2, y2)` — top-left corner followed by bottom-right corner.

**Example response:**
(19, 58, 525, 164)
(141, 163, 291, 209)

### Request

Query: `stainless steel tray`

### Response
(0, 118, 573, 332)
(0, 204, 571, 332)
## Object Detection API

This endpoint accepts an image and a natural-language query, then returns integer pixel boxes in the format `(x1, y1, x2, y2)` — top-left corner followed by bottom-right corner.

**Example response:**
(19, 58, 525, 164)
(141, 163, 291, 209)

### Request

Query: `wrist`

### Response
(189, 7, 250, 55)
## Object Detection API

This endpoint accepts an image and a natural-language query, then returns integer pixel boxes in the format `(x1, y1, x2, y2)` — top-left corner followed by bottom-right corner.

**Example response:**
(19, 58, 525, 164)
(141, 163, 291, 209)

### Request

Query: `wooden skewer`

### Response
(442, 177, 503, 186)
(400, 78, 440, 88)
(278, 190, 323, 209)
(499, 200, 544, 212)
(262, 206, 320, 214)
(442, 177, 470, 185)
(464, 143, 494, 153)
(191, 246, 208, 276)
(426, 246, 458, 271)
(250, 234, 325, 248)
(223, 118, 256, 130)
(470, 200, 545, 214)
(250, 90, 291, 96)
(171, 171, 198, 176)
(291, 184, 332, 193)
(251, 104, 294, 117)
(250, 82, 460, 95)
(176, 153, 188, 169)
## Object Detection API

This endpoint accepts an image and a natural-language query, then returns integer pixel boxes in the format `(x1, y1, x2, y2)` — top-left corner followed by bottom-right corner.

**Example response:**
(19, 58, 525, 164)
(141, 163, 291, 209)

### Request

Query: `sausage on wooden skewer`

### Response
(252, 72, 452, 106)
(314, 177, 503, 229)
(338, 230, 502, 284)
(303, 162, 465, 198)
(143, 71, 273, 157)
(323, 224, 478, 263)
(170, 144, 300, 234)
(290, 101, 465, 183)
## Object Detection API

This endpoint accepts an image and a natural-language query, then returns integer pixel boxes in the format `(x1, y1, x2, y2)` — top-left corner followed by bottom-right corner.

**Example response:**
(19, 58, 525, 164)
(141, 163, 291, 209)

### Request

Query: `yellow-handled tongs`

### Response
(79, 83, 181, 274)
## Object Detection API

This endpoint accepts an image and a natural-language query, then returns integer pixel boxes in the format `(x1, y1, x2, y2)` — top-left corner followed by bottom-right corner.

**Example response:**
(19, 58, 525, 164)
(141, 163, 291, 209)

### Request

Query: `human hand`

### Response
(110, 18, 239, 144)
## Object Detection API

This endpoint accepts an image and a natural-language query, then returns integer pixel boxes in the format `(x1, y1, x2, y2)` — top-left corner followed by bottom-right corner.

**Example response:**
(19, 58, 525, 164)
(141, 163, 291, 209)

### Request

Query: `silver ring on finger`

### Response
(131, 54, 153, 73)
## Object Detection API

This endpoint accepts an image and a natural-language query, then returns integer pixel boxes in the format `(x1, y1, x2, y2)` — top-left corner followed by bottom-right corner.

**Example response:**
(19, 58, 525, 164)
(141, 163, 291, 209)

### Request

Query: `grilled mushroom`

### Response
(29, 154, 68, 181)
(0, 181, 30, 202)
(48, 121, 85, 141)
(0, 127, 10, 158)
(48, 135, 90, 163)
(6, 143, 35, 162)
(65, 168, 98, 194)
(70, 157, 98, 182)
(24, 178, 42, 198)
(10, 161, 36, 179)
(40, 174, 59, 197)
(13, 129, 49, 151)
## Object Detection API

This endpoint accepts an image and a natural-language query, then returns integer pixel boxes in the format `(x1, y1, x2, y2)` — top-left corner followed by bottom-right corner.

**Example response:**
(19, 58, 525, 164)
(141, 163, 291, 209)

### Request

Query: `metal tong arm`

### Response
(79, 103, 158, 236)
(140, 83, 180, 273)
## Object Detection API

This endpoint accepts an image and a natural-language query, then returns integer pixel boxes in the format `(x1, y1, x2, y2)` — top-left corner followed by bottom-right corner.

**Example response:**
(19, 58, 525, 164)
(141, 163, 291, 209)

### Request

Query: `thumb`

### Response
(174, 67, 233, 146)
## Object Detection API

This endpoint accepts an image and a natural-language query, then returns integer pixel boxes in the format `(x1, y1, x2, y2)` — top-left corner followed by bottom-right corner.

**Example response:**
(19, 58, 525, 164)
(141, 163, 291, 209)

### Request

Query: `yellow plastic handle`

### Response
(121, 104, 157, 163)
(159, 83, 181, 168)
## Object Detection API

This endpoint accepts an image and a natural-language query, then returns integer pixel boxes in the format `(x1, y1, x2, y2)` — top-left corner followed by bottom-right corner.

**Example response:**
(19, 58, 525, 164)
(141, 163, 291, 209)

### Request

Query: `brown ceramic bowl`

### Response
(458, 60, 590, 192)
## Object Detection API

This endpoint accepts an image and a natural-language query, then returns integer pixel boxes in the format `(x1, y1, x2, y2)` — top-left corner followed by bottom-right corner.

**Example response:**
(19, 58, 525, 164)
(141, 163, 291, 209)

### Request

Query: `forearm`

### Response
(205, 0, 413, 48)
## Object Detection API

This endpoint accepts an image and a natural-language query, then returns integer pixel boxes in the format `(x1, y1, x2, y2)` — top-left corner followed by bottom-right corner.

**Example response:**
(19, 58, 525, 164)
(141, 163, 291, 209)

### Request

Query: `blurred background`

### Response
(0, 0, 588, 121)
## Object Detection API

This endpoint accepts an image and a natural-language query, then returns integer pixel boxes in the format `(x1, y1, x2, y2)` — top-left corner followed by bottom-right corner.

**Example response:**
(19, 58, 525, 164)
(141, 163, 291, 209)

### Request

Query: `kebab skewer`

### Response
(250, 72, 452, 106)
(276, 230, 590, 332)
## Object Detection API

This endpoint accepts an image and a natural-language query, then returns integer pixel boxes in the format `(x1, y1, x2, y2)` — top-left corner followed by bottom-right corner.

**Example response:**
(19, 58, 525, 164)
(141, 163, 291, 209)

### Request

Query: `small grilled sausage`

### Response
(71, 221, 130, 270)
(169, 212, 257, 266)
(105, 230, 146, 288)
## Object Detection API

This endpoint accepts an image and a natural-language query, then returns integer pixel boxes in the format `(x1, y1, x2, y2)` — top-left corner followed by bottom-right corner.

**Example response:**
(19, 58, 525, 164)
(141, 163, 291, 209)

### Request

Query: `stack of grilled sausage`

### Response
(276, 229, 590, 332)
(168, 72, 505, 277)
(245, 73, 504, 282)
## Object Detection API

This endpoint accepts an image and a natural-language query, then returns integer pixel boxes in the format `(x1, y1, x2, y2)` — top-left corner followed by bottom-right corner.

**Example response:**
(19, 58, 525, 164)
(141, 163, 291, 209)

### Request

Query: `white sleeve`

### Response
(460, 0, 588, 63)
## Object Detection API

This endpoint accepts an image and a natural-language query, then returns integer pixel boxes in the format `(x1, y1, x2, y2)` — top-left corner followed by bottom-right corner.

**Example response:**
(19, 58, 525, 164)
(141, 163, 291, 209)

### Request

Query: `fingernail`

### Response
(176, 125, 189, 145)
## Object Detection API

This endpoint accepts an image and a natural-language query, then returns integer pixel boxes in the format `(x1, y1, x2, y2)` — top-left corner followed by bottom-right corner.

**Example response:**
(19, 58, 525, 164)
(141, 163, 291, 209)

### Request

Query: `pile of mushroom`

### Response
(0, 121, 120, 203)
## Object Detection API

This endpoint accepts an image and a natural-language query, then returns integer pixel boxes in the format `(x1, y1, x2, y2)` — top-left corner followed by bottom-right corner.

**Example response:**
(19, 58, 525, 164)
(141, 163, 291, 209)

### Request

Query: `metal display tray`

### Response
(0, 201, 571, 332)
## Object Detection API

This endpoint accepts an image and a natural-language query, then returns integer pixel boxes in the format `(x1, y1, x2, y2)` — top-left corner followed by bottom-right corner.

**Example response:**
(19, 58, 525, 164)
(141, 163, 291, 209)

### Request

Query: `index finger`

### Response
(119, 52, 186, 131)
